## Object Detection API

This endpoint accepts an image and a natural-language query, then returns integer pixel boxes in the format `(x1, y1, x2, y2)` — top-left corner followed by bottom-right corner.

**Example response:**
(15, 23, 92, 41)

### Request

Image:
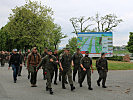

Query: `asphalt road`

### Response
(0, 63, 133, 100)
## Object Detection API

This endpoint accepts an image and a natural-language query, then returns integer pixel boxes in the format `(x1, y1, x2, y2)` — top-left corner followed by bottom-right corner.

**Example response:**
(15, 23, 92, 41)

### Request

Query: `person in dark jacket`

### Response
(72, 48, 83, 82)
(41, 47, 48, 80)
(18, 50, 24, 76)
(80, 51, 93, 90)
(52, 49, 59, 85)
(37, 49, 57, 95)
(96, 53, 108, 88)
(8, 49, 22, 83)
(59, 48, 75, 91)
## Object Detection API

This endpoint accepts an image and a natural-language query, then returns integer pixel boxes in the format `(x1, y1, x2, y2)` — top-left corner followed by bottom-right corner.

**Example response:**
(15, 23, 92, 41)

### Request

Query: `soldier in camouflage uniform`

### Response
(80, 51, 93, 90)
(96, 53, 108, 88)
(18, 50, 24, 76)
(59, 48, 75, 91)
(37, 50, 57, 95)
(52, 49, 59, 85)
(72, 48, 83, 82)
(41, 47, 48, 80)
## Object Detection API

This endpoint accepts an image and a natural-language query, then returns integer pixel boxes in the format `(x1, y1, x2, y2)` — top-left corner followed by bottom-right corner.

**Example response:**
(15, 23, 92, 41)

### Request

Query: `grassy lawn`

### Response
(92, 60, 133, 70)
(113, 50, 130, 54)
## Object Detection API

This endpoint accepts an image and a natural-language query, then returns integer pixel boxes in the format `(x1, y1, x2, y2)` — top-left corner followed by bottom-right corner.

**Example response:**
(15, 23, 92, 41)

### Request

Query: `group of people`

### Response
(6, 47, 108, 95)
(0, 51, 10, 67)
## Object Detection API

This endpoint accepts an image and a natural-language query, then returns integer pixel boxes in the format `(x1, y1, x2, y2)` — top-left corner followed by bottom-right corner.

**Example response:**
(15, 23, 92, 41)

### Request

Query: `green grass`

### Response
(113, 50, 130, 54)
(92, 60, 133, 70)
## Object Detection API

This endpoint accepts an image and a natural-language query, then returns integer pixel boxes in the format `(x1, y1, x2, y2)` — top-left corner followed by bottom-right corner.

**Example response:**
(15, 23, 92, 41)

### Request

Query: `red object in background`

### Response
(81, 51, 113, 55)
(44, 72, 47, 75)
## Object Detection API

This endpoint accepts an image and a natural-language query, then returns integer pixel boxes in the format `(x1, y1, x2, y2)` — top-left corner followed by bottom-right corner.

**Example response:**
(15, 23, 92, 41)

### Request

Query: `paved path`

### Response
(0, 64, 133, 100)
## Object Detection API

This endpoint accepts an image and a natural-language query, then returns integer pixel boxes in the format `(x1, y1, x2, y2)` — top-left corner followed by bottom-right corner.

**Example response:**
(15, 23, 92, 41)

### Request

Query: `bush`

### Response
(107, 55, 123, 61)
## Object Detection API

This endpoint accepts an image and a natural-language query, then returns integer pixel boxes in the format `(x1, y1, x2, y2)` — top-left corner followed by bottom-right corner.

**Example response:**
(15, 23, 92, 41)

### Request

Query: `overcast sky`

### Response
(0, 0, 133, 47)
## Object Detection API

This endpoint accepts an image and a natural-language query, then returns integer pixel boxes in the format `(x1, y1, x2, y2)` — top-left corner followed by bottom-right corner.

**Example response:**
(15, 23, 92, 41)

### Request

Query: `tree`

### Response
(70, 16, 93, 35)
(70, 13, 123, 35)
(92, 13, 123, 32)
(50, 24, 67, 49)
(127, 32, 133, 53)
(1, 0, 66, 51)
(5, 0, 54, 50)
(66, 37, 77, 54)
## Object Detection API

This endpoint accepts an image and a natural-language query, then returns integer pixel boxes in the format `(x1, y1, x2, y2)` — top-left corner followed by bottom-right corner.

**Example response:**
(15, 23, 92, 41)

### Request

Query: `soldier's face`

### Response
(14, 51, 17, 54)
(54, 50, 58, 53)
(102, 54, 106, 58)
(33, 49, 37, 53)
(48, 52, 52, 55)
(77, 50, 80, 53)
(28, 50, 30, 53)
(44, 49, 48, 52)
(64, 50, 69, 54)
(85, 53, 89, 56)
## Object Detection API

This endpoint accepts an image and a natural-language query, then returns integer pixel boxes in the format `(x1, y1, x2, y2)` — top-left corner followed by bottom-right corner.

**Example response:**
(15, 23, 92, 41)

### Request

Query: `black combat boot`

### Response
(102, 86, 107, 88)
(49, 88, 53, 95)
(43, 76, 46, 80)
(62, 84, 66, 89)
(88, 85, 93, 90)
(79, 83, 82, 87)
(70, 84, 75, 91)
(97, 80, 100, 86)
(65, 81, 68, 84)
(73, 75, 75, 82)
(46, 86, 49, 91)
(28, 75, 30, 79)
(59, 76, 61, 81)
(54, 81, 57, 85)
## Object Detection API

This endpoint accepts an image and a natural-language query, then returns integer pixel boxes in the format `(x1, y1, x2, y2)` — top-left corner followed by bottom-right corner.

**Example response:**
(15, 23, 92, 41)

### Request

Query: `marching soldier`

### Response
(53, 49, 59, 85)
(37, 50, 57, 95)
(96, 53, 108, 88)
(58, 49, 68, 84)
(24, 49, 31, 79)
(72, 48, 83, 82)
(80, 51, 93, 90)
(59, 48, 75, 91)
(18, 50, 24, 76)
(41, 47, 48, 80)
(27, 47, 41, 87)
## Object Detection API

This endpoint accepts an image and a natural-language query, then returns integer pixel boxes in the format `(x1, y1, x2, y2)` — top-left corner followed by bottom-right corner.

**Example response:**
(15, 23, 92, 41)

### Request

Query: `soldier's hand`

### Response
(72, 64, 74, 67)
(61, 67, 63, 71)
(50, 59, 53, 62)
(83, 68, 86, 71)
(56, 60, 59, 63)
(36, 69, 38, 72)
(8, 67, 10, 70)
(91, 69, 93, 73)
(102, 67, 104, 69)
